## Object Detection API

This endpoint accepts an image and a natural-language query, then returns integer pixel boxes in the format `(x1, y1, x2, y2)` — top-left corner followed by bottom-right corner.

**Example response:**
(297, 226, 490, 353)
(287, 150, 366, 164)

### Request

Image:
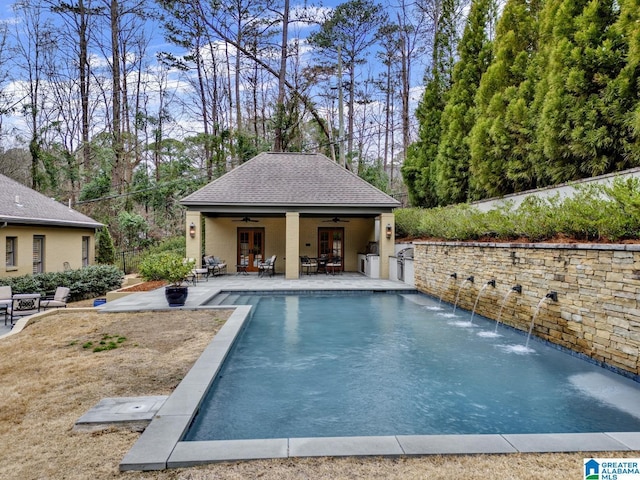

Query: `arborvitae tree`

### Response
(468, 0, 540, 199)
(95, 227, 116, 265)
(433, 0, 496, 205)
(605, 0, 640, 167)
(403, 79, 445, 207)
(402, 0, 458, 207)
(536, 0, 626, 183)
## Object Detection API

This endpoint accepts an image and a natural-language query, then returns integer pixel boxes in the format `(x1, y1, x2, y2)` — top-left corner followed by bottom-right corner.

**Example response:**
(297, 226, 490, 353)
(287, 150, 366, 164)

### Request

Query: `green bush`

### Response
(139, 252, 194, 286)
(394, 178, 640, 242)
(142, 236, 186, 256)
(0, 265, 124, 301)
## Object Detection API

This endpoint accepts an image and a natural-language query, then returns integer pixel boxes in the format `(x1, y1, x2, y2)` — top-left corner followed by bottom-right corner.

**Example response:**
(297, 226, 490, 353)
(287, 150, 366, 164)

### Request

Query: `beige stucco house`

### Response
(0, 174, 102, 277)
(181, 152, 401, 279)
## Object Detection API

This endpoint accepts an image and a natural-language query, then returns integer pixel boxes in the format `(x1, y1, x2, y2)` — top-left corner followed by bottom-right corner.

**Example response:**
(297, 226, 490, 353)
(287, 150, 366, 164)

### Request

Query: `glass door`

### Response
(318, 227, 343, 271)
(237, 228, 264, 272)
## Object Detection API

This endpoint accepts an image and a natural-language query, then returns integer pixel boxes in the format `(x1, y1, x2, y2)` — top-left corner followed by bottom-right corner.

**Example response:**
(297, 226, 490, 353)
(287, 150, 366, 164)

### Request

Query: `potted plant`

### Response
(139, 252, 195, 306)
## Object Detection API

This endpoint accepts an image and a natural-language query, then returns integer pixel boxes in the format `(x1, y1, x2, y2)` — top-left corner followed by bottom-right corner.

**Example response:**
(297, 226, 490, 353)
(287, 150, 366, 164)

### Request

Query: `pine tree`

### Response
(468, 0, 541, 199)
(402, 0, 458, 207)
(606, 0, 640, 166)
(536, 0, 626, 183)
(434, 0, 496, 205)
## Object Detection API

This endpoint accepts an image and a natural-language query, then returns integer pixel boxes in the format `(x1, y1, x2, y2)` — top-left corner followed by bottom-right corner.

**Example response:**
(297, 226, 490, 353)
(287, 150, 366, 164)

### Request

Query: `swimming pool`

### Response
(184, 292, 640, 442)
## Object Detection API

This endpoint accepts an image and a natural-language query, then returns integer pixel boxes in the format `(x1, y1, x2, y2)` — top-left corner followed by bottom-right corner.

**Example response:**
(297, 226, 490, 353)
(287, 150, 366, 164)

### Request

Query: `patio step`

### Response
(223, 294, 240, 305)
(208, 293, 231, 305)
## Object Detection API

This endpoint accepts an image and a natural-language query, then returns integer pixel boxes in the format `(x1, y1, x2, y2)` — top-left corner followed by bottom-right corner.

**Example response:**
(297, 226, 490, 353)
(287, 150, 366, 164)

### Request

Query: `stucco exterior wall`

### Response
(0, 225, 95, 277)
(414, 242, 640, 378)
(202, 217, 378, 274)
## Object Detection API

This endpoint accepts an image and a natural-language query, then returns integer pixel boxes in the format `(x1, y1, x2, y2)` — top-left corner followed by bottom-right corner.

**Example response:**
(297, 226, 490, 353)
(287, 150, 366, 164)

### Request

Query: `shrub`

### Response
(393, 178, 640, 242)
(139, 252, 194, 286)
(95, 227, 116, 264)
(0, 265, 124, 301)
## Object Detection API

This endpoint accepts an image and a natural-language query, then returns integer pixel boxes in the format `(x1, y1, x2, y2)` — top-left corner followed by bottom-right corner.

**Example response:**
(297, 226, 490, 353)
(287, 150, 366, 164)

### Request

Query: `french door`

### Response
(318, 227, 343, 269)
(237, 228, 264, 272)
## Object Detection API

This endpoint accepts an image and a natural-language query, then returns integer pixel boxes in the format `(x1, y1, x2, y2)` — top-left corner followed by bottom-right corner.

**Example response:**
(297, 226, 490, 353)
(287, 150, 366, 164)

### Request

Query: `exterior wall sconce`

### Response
(189, 222, 196, 238)
(386, 223, 392, 239)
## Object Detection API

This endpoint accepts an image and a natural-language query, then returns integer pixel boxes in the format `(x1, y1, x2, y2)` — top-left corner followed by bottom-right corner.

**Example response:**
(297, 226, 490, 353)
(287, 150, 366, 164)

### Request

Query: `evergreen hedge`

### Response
(395, 178, 640, 242)
(0, 265, 124, 301)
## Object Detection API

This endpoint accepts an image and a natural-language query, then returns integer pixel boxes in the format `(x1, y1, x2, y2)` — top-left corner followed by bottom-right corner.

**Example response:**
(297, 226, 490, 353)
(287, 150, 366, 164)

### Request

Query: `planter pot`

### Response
(165, 286, 189, 307)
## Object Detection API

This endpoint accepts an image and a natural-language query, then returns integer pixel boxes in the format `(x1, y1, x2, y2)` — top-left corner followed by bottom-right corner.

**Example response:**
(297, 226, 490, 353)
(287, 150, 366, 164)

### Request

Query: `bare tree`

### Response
(11, 0, 56, 189)
(308, 0, 386, 167)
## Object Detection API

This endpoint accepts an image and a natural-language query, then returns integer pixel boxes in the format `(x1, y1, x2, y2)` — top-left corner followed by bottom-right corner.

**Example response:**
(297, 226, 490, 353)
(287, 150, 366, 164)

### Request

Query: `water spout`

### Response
(467, 276, 475, 283)
(453, 278, 473, 313)
(487, 279, 496, 288)
(525, 293, 557, 349)
(470, 282, 493, 323)
(494, 286, 521, 333)
(439, 273, 458, 305)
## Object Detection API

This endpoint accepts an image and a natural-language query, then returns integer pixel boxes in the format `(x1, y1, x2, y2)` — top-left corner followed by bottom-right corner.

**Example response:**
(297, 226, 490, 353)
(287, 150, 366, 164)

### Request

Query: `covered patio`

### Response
(181, 152, 400, 279)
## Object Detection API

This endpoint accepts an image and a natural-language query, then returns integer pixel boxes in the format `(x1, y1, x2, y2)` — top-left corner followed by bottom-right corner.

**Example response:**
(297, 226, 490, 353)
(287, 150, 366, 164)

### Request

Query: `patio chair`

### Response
(7, 293, 41, 327)
(0, 286, 12, 325)
(187, 258, 208, 283)
(41, 287, 70, 309)
(203, 256, 227, 276)
(300, 256, 318, 275)
(326, 256, 342, 275)
(258, 255, 276, 278)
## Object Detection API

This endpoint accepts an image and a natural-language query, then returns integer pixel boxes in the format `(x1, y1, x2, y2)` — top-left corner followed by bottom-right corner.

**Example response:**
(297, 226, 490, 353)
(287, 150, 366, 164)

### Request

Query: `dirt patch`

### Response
(0, 309, 634, 479)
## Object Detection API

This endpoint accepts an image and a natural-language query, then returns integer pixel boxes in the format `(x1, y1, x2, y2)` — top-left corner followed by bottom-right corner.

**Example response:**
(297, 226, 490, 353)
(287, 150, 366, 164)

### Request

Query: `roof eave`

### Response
(0, 216, 103, 229)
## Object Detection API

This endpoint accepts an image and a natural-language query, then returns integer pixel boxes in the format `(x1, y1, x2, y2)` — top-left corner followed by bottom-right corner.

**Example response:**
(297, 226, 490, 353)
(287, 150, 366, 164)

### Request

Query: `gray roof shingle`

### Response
(0, 174, 102, 228)
(181, 152, 400, 209)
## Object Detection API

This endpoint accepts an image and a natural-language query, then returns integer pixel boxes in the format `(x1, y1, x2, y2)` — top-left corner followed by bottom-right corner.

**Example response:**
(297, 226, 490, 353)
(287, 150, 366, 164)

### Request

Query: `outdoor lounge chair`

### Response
(41, 287, 71, 309)
(203, 256, 227, 276)
(258, 255, 276, 277)
(0, 286, 12, 325)
(7, 293, 41, 327)
(300, 256, 318, 275)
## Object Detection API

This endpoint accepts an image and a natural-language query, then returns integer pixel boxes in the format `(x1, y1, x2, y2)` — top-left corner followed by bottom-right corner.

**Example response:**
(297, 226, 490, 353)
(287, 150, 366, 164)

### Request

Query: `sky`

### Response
(0, 0, 427, 156)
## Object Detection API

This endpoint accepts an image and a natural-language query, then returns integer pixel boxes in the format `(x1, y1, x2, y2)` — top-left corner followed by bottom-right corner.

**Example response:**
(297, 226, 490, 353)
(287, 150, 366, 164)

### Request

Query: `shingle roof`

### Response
(181, 152, 400, 210)
(0, 174, 102, 228)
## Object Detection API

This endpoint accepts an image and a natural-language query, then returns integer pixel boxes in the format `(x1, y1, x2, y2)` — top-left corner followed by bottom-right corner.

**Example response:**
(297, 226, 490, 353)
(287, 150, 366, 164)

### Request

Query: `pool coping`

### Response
(119, 292, 640, 471)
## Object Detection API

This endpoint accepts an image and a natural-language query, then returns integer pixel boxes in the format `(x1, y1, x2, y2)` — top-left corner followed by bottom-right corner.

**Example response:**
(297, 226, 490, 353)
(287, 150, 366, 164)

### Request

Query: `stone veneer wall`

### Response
(414, 241, 640, 378)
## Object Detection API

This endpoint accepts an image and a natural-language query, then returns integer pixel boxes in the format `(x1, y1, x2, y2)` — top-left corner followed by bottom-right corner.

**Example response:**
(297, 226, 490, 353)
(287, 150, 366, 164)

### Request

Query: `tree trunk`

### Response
(273, 0, 289, 152)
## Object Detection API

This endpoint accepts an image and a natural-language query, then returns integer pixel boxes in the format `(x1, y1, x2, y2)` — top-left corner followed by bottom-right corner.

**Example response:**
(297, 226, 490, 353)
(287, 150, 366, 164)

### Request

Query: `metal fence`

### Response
(115, 249, 144, 275)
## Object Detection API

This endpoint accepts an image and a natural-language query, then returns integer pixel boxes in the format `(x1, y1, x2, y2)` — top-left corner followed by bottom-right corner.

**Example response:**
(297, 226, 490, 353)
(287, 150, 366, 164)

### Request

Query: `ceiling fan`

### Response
(323, 217, 350, 223)
(232, 216, 259, 223)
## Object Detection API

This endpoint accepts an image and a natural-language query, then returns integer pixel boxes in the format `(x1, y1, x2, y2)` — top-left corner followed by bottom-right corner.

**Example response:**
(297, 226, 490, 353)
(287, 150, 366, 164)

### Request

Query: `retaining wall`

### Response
(414, 241, 640, 377)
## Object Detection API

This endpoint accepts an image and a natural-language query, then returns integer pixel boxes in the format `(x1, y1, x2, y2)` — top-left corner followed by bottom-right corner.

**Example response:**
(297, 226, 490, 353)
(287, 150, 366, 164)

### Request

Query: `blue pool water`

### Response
(184, 293, 640, 441)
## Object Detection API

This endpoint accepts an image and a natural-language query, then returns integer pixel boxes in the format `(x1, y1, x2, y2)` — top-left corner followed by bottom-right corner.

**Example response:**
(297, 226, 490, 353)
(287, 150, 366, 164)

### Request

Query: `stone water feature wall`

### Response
(414, 241, 640, 378)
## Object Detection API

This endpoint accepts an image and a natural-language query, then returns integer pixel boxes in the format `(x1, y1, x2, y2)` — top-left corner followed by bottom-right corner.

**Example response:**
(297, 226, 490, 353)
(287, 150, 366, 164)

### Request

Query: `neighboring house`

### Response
(181, 152, 401, 279)
(0, 174, 102, 277)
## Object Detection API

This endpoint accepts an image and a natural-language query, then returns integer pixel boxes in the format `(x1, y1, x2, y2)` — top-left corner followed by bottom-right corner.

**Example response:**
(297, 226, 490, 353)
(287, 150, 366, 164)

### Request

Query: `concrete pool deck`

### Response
(98, 273, 640, 471)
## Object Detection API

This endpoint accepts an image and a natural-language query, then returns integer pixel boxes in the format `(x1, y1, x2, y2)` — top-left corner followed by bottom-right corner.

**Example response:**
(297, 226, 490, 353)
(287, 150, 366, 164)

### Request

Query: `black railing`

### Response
(115, 249, 144, 275)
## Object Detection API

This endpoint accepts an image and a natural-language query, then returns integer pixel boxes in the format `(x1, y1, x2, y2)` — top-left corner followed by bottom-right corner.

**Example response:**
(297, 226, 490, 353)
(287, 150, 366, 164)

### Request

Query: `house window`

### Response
(6, 237, 16, 267)
(33, 235, 44, 274)
(82, 236, 90, 267)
